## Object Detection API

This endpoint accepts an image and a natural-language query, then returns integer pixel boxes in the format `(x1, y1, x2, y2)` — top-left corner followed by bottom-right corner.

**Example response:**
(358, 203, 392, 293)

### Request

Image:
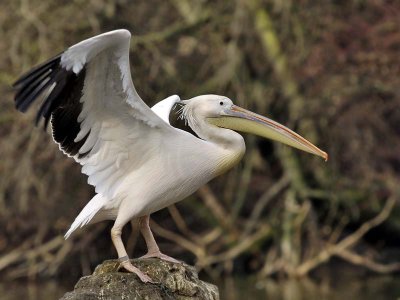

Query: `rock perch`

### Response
(61, 259, 219, 300)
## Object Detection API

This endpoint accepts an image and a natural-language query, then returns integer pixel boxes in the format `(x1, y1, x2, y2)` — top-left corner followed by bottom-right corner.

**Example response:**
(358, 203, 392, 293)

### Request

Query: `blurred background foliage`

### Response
(0, 0, 399, 287)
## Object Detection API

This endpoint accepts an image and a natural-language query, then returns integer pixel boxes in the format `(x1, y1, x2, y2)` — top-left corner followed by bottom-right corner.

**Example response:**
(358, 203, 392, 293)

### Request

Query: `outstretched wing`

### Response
(13, 29, 179, 197)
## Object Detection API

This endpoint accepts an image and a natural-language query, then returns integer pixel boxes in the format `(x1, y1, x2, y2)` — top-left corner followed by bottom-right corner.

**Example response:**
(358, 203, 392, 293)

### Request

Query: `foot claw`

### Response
(119, 260, 154, 283)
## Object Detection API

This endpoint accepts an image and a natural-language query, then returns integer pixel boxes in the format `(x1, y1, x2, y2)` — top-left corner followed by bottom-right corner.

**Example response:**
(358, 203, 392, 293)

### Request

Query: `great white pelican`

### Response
(13, 30, 327, 282)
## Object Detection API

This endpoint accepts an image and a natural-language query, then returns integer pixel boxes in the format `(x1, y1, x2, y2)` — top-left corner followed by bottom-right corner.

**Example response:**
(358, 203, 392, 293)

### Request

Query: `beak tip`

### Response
(322, 152, 329, 162)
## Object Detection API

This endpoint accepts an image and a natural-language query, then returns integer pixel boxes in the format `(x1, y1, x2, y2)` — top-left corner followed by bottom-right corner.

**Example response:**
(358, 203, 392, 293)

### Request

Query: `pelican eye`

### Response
(219, 101, 224, 106)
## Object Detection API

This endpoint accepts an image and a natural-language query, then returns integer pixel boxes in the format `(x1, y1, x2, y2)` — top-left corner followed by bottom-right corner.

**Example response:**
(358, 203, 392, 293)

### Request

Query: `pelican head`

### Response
(180, 95, 328, 161)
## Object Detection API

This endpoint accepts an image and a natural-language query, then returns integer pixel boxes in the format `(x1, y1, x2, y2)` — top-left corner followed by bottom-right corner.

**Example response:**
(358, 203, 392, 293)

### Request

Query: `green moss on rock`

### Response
(60, 259, 219, 300)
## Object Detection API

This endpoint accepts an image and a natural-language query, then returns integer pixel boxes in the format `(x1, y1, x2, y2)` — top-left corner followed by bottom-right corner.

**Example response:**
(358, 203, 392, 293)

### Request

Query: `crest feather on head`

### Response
(177, 100, 196, 126)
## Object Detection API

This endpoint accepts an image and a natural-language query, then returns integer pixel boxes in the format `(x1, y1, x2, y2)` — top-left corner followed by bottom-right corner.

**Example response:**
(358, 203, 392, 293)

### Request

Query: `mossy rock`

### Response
(60, 259, 219, 300)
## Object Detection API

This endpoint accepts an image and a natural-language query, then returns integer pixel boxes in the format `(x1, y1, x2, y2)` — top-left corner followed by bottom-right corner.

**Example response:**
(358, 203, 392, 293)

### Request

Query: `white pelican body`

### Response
(91, 119, 243, 225)
(13, 30, 327, 282)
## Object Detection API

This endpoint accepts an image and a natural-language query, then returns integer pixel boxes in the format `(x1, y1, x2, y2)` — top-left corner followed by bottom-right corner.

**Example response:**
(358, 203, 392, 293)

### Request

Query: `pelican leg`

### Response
(111, 221, 153, 283)
(139, 215, 181, 263)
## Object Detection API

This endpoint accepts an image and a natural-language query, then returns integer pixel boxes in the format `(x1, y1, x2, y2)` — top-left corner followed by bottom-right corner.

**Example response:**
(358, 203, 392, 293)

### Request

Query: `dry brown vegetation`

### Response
(0, 0, 399, 283)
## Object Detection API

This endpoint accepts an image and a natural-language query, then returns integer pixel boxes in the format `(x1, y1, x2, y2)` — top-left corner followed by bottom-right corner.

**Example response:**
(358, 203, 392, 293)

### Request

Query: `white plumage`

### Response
(65, 94, 184, 238)
(14, 29, 327, 282)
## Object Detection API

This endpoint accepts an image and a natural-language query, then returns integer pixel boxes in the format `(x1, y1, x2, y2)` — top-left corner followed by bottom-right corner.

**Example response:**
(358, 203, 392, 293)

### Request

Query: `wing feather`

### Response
(13, 29, 180, 198)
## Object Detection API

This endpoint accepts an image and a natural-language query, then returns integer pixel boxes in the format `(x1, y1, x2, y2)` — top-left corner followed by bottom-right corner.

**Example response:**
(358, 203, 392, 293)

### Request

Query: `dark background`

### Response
(0, 0, 399, 292)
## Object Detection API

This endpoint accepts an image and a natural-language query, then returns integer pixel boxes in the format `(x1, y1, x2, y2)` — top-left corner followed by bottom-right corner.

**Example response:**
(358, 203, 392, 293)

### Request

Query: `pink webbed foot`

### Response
(140, 251, 182, 264)
(119, 258, 153, 283)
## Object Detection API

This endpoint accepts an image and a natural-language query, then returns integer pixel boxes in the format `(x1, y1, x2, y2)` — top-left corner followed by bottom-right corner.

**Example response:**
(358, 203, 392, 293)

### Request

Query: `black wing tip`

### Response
(13, 51, 90, 159)
(13, 54, 64, 114)
(12, 53, 63, 88)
